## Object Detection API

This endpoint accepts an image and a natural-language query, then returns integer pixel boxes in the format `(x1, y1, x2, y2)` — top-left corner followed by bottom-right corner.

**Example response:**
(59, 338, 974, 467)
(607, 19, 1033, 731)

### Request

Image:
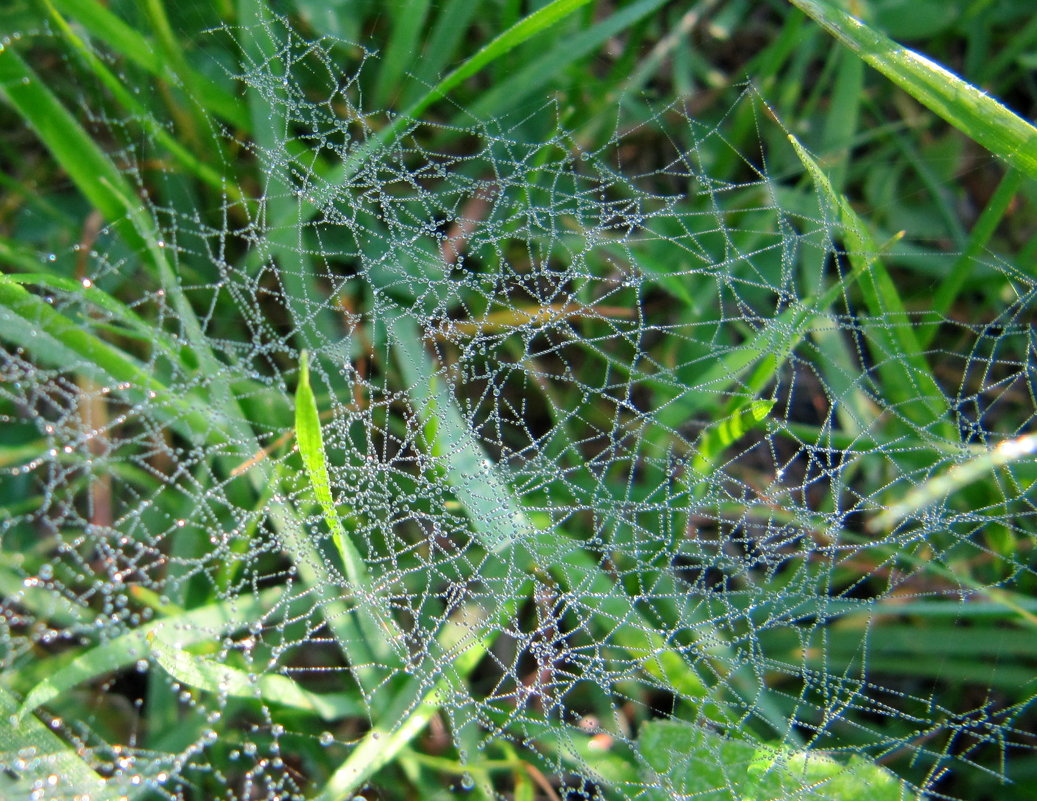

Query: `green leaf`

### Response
(0, 686, 118, 801)
(787, 0, 1037, 180)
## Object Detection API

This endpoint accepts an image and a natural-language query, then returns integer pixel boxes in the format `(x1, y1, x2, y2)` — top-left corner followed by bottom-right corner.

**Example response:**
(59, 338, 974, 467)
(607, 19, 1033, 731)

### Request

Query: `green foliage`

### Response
(0, 0, 1034, 800)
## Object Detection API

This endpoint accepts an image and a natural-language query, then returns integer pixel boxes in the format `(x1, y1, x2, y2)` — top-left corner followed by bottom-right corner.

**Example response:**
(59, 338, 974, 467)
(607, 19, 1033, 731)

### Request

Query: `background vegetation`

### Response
(0, 1, 1035, 800)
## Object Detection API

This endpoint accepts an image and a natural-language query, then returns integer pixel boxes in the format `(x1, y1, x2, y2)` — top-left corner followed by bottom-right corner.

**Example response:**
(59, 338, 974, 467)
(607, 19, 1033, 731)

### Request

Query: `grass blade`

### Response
(16, 586, 297, 719)
(388, 309, 530, 553)
(148, 630, 365, 721)
(871, 432, 1037, 530)
(787, 0, 1037, 180)
(0, 687, 118, 801)
(295, 351, 401, 668)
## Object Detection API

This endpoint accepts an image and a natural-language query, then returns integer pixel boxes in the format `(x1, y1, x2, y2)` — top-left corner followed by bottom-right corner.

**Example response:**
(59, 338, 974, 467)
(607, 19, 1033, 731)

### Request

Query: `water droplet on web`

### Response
(319, 731, 334, 746)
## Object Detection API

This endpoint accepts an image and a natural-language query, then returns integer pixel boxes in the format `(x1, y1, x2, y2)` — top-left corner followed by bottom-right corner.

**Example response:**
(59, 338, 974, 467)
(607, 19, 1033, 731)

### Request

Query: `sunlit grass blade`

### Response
(871, 432, 1037, 531)
(294, 350, 401, 668)
(15, 586, 297, 719)
(788, 0, 1037, 180)
(147, 630, 365, 721)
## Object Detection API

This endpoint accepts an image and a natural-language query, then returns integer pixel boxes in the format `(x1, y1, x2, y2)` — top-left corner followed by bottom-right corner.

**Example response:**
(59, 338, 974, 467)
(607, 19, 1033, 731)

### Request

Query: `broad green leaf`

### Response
(0, 686, 118, 801)
(638, 720, 914, 801)
(17, 586, 297, 719)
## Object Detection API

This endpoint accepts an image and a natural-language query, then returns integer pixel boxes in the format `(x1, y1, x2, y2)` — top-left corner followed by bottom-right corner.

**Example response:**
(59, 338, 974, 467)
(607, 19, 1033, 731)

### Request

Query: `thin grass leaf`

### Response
(147, 630, 365, 721)
(294, 350, 401, 668)
(787, 0, 1037, 180)
(0, 46, 147, 254)
(462, 0, 672, 122)
(41, 0, 241, 202)
(787, 129, 954, 436)
(872, 432, 1037, 530)
(48, 0, 248, 128)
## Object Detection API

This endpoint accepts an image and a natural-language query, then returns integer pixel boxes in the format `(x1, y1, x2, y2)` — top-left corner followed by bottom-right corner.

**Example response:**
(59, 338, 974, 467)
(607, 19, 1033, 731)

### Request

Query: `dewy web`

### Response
(0, 9, 1034, 801)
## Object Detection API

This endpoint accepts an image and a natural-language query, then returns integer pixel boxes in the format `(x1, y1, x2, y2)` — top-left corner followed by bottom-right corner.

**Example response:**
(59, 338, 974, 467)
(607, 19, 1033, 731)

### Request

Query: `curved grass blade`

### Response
(788, 0, 1037, 180)
(147, 630, 365, 721)
(16, 586, 298, 719)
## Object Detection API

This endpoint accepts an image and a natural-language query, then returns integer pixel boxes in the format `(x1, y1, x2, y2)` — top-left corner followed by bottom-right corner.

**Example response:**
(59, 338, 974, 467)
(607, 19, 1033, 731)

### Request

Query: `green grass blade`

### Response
(48, 0, 248, 128)
(388, 310, 530, 553)
(786, 130, 954, 436)
(787, 0, 1037, 180)
(41, 0, 243, 202)
(147, 630, 365, 721)
(320, 0, 597, 193)
(462, 0, 671, 122)
(0, 687, 119, 801)
(371, 0, 433, 109)
(295, 351, 401, 667)
(16, 586, 296, 719)
(0, 46, 147, 253)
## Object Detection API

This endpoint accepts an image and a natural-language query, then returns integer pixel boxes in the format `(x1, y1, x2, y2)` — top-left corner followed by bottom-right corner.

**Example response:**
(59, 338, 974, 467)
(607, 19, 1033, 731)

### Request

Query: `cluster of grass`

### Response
(0, 1, 1035, 800)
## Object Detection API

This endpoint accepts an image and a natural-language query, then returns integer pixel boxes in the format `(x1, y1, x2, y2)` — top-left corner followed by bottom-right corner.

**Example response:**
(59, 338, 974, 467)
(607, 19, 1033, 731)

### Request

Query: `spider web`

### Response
(1, 8, 1035, 801)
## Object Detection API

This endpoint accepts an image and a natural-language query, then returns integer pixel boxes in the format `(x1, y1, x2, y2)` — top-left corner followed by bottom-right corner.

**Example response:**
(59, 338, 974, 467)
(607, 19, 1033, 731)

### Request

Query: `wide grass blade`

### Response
(787, 0, 1037, 180)
(0, 686, 119, 801)
(16, 586, 297, 719)
(148, 629, 365, 721)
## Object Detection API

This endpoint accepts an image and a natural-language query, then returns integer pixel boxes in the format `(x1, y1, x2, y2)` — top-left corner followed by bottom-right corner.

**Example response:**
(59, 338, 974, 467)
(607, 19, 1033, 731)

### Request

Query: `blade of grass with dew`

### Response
(147, 630, 365, 721)
(787, 0, 1037, 181)
(918, 167, 1025, 347)
(0, 46, 149, 255)
(0, 563, 93, 628)
(787, 130, 955, 438)
(236, 0, 344, 360)
(14, 585, 300, 719)
(295, 350, 401, 668)
(0, 686, 119, 801)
